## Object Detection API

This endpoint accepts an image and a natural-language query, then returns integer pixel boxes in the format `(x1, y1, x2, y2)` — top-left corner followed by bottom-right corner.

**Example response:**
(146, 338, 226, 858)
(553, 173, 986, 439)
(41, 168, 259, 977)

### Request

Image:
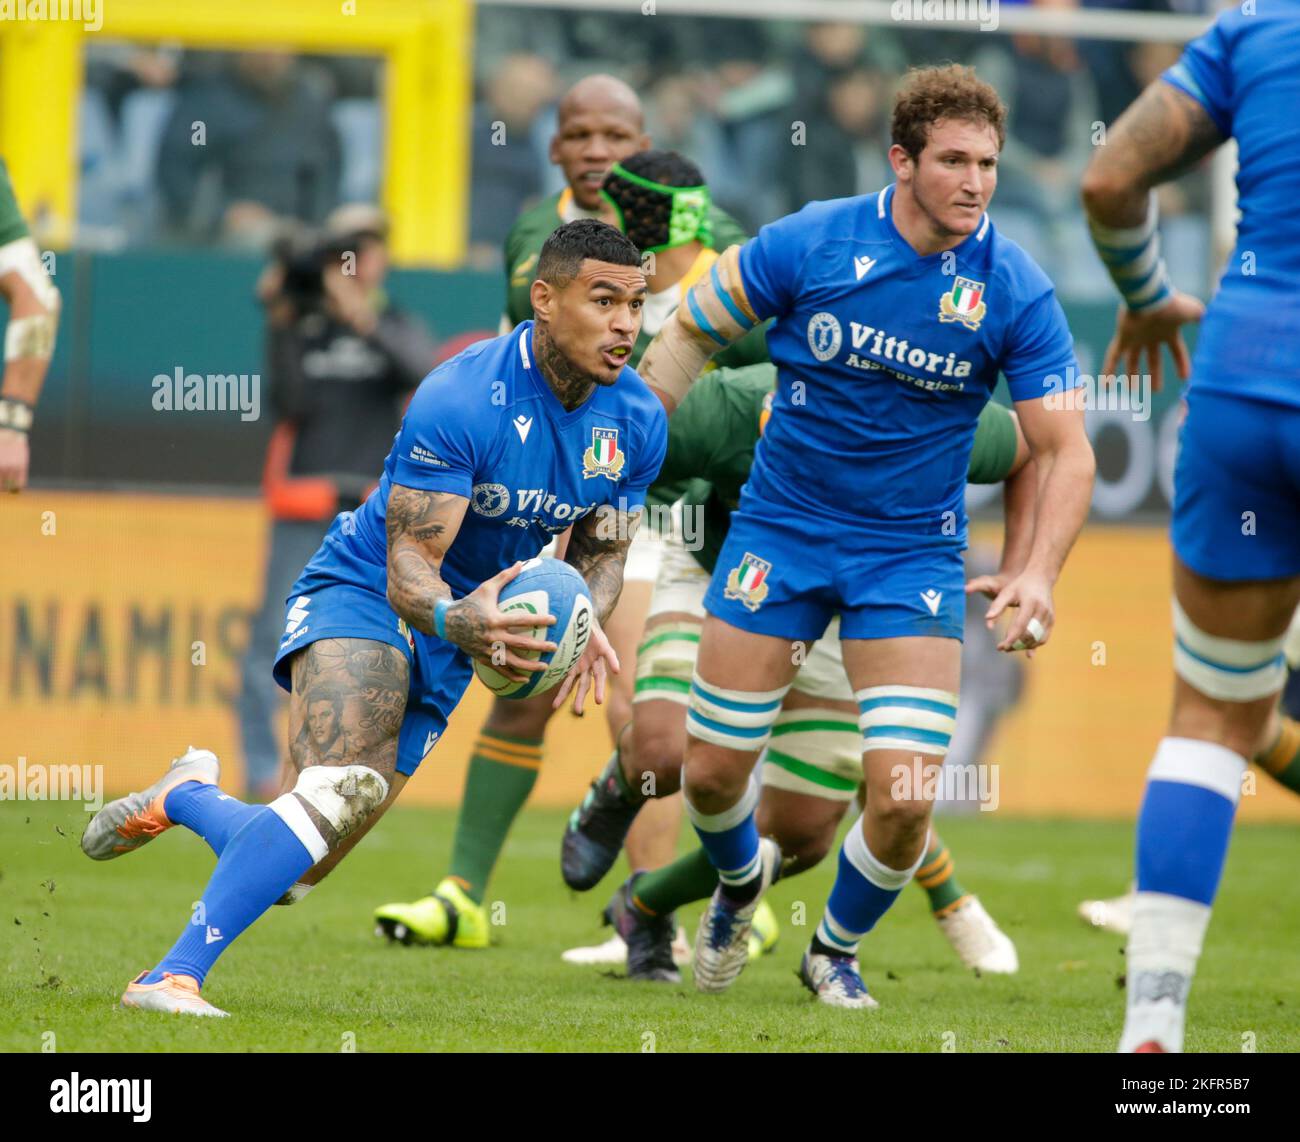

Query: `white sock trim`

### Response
(269, 793, 329, 863)
(684, 772, 759, 833)
(842, 814, 924, 891)
(1149, 737, 1246, 805)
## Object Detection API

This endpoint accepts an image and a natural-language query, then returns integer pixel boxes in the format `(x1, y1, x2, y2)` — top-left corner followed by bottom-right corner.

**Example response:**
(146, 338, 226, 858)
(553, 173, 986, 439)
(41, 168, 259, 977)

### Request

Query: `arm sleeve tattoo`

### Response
(384, 484, 468, 635)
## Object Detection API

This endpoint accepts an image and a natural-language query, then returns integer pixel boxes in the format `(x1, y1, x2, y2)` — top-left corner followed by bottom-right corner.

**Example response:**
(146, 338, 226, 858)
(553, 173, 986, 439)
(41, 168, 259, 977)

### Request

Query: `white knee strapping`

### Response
(856, 686, 958, 758)
(687, 673, 790, 752)
(271, 765, 389, 855)
(842, 814, 926, 891)
(1172, 599, 1287, 702)
(296, 764, 389, 836)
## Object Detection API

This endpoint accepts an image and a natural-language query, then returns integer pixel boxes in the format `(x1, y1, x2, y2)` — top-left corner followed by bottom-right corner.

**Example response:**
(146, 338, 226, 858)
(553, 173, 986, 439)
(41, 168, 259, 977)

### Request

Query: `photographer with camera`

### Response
(240, 204, 438, 799)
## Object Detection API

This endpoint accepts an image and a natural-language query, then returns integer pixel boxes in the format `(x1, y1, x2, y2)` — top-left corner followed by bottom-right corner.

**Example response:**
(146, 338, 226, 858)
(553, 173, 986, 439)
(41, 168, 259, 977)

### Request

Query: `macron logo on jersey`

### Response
(921, 589, 942, 616)
(513, 415, 533, 444)
(854, 255, 877, 281)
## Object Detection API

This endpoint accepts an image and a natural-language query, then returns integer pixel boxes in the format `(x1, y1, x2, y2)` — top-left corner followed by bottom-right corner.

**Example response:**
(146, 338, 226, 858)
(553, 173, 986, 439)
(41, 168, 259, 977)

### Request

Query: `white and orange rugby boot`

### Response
(81, 746, 220, 861)
(121, 971, 229, 1017)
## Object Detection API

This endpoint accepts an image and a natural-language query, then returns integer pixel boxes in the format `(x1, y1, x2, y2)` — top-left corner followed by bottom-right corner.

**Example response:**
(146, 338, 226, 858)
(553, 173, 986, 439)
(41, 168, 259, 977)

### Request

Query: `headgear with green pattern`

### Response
(600, 150, 713, 255)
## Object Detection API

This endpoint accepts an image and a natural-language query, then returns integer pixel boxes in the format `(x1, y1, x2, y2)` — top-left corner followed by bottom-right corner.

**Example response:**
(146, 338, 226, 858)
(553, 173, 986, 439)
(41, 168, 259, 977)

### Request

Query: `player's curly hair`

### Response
(538, 218, 641, 286)
(602, 150, 706, 253)
(891, 64, 1006, 160)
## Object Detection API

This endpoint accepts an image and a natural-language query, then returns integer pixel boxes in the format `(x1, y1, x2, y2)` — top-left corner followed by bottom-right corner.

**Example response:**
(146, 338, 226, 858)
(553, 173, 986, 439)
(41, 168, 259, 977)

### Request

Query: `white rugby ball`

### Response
(472, 558, 593, 698)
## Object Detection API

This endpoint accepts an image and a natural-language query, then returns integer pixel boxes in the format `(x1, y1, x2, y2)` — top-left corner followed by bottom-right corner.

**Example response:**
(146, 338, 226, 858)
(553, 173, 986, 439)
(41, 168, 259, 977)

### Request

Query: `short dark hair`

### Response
(619, 149, 704, 190)
(891, 64, 1006, 160)
(537, 219, 641, 288)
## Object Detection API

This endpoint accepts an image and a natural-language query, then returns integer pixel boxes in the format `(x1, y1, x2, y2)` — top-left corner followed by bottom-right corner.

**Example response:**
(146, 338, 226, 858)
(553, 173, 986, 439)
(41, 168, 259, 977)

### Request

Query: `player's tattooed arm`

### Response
(384, 483, 468, 635)
(386, 483, 556, 676)
(1082, 79, 1224, 227)
(566, 505, 639, 625)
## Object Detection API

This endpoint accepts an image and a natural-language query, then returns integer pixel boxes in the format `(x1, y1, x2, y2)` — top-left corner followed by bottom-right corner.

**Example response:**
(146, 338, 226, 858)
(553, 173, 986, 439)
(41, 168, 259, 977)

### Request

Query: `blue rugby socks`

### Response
(1121, 737, 1245, 1052)
(813, 815, 920, 957)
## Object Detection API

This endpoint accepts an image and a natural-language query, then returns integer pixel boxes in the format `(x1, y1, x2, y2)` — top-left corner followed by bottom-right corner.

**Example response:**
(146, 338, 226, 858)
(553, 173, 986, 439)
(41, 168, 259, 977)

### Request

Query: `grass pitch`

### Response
(2, 800, 1297, 1052)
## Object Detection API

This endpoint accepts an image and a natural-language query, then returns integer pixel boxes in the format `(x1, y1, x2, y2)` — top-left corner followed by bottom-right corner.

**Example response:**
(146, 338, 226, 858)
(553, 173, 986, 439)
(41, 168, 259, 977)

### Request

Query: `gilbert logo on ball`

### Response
(473, 558, 593, 699)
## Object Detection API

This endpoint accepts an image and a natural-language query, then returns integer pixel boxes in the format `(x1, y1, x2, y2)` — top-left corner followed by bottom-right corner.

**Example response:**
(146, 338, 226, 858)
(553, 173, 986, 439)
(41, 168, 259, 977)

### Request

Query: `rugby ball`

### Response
(472, 558, 593, 699)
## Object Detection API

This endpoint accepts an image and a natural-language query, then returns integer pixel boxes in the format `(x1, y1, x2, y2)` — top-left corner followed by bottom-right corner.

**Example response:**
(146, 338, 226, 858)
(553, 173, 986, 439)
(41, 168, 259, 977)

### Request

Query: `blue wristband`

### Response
(434, 597, 452, 640)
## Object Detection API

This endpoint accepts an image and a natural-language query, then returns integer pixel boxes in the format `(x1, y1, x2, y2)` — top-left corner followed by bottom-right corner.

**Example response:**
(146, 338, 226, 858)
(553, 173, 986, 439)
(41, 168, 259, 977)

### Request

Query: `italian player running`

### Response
(1081, 3, 1300, 1052)
(79, 221, 666, 1015)
(374, 148, 761, 952)
(636, 65, 1095, 1006)
(563, 364, 1033, 985)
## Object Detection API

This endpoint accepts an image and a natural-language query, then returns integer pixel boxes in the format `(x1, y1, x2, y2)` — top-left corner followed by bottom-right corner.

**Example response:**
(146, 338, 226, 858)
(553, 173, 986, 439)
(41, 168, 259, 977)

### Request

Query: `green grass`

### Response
(2, 800, 1297, 1052)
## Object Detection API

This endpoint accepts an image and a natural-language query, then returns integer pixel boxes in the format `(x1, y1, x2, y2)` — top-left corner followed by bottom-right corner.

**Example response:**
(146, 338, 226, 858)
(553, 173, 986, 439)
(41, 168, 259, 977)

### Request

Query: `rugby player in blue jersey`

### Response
(1082, 4, 1300, 1053)
(79, 220, 667, 1016)
(635, 65, 1095, 1006)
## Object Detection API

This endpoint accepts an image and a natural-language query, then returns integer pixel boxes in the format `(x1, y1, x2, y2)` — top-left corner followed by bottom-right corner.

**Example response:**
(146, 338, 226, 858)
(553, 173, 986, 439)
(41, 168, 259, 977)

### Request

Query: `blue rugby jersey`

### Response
(736, 186, 1077, 546)
(1163, 2, 1300, 407)
(309, 321, 667, 599)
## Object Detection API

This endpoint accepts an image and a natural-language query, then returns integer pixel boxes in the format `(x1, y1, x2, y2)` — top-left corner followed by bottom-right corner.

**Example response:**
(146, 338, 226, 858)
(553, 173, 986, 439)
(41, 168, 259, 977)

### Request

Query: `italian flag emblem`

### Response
(724, 551, 772, 613)
(939, 276, 988, 331)
(583, 426, 625, 479)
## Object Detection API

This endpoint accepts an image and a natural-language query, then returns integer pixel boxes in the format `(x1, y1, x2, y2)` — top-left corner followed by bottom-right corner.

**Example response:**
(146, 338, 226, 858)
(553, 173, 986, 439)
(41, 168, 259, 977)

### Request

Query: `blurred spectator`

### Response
(468, 54, 559, 268)
(783, 23, 893, 208)
(156, 51, 341, 248)
(239, 205, 437, 798)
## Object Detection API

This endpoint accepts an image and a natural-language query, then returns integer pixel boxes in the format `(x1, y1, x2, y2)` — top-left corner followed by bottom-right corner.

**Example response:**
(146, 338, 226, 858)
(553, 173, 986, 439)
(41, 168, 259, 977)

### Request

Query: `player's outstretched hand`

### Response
(0, 428, 29, 493)
(984, 570, 1054, 656)
(1101, 291, 1205, 394)
(446, 562, 558, 683)
(552, 619, 620, 716)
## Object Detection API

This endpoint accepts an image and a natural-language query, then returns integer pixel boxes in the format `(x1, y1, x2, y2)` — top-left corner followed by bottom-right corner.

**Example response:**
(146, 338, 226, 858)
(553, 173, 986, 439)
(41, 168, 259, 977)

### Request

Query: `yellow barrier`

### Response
(0, 0, 472, 265)
(2, 491, 1298, 821)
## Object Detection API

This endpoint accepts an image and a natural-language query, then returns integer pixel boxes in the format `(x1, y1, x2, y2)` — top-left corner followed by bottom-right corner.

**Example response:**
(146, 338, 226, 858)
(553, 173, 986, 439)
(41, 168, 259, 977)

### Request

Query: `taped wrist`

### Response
(1088, 193, 1174, 314)
(0, 397, 33, 433)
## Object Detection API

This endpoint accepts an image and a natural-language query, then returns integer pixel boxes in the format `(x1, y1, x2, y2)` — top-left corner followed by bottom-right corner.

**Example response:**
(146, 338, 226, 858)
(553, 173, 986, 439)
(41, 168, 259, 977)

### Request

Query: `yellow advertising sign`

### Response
(2, 493, 1297, 821)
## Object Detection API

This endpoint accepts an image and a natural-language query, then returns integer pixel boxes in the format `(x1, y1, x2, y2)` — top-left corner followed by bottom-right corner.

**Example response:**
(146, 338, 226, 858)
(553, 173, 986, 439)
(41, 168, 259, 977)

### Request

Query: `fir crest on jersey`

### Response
(583, 426, 625, 479)
(725, 552, 772, 612)
(939, 277, 987, 331)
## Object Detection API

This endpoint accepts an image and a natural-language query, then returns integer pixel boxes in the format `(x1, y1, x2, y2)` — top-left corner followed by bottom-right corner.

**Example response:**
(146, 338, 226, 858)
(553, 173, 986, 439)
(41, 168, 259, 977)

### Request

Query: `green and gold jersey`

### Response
(651, 366, 1021, 574)
(502, 186, 751, 329)
(0, 159, 31, 247)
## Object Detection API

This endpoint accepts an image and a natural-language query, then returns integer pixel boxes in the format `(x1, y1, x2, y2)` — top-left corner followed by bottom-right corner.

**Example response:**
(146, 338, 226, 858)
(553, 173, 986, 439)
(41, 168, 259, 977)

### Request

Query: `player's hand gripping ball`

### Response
(473, 558, 593, 698)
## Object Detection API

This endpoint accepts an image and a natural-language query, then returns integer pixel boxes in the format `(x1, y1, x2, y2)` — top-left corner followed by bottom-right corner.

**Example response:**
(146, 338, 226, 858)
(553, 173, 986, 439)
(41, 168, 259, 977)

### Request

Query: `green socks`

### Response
(447, 730, 543, 904)
(914, 836, 970, 916)
(630, 846, 719, 917)
(1256, 715, 1300, 794)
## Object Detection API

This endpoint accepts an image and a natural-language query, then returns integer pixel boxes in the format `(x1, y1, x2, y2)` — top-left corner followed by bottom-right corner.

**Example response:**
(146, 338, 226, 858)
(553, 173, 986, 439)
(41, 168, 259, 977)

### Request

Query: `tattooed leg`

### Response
(131, 638, 412, 991)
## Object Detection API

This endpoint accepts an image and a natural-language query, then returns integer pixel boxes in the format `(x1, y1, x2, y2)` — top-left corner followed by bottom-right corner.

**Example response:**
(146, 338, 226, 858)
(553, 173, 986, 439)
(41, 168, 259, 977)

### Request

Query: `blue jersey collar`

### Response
(518, 321, 600, 425)
(877, 183, 990, 269)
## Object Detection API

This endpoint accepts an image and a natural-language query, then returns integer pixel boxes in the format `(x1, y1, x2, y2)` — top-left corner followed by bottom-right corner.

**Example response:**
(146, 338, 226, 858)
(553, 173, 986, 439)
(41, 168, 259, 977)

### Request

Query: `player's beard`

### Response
(914, 176, 982, 241)
(534, 322, 605, 410)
